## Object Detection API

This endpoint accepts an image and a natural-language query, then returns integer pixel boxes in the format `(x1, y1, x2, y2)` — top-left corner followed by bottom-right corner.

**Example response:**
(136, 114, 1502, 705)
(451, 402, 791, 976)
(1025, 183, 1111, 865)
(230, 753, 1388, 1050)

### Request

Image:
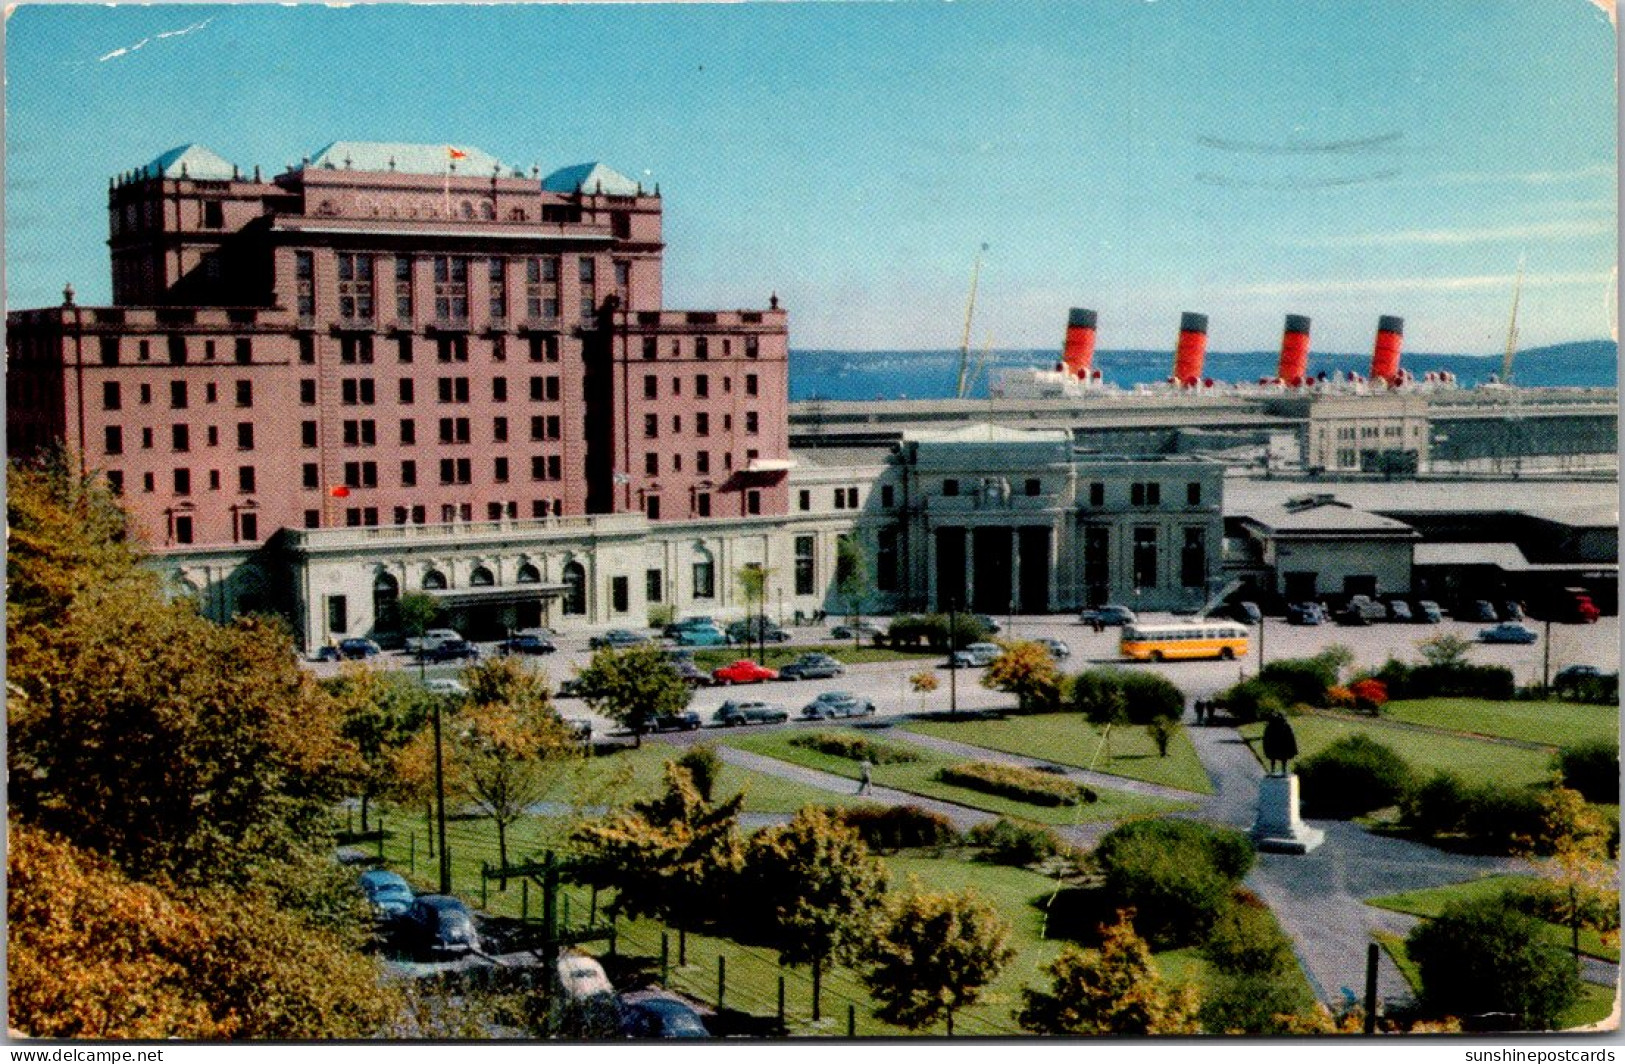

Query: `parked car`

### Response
(358, 868, 414, 920)
(1501, 601, 1526, 622)
(663, 616, 719, 638)
(973, 614, 1002, 634)
(1079, 605, 1138, 627)
(1286, 602, 1326, 626)
(801, 691, 875, 719)
(1552, 588, 1601, 624)
(1386, 600, 1414, 622)
(424, 678, 468, 697)
(338, 637, 382, 660)
(1479, 622, 1538, 645)
(673, 624, 728, 648)
(1552, 664, 1603, 693)
(726, 618, 792, 644)
(830, 620, 882, 640)
(618, 993, 710, 1039)
(648, 710, 703, 732)
(1343, 595, 1389, 622)
(499, 630, 557, 656)
(591, 629, 648, 650)
(310, 645, 342, 663)
(1037, 638, 1071, 660)
(670, 659, 713, 688)
(1456, 600, 1498, 623)
(713, 700, 790, 726)
(406, 628, 464, 655)
(402, 895, 479, 956)
(1222, 601, 1262, 624)
(425, 639, 480, 663)
(949, 642, 1002, 668)
(557, 952, 615, 1002)
(711, 659, 780, 685)
(778, 653, 846, 681)
(1333, 606, 1371, 627)
(1413, 600, 1444, 623)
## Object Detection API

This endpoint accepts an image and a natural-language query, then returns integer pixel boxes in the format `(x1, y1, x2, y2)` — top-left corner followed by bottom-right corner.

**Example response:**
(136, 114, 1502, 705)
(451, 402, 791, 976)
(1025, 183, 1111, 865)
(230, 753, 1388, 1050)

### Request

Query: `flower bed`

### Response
(790, 731, 919, 764)
(937, 761, 1096, 807)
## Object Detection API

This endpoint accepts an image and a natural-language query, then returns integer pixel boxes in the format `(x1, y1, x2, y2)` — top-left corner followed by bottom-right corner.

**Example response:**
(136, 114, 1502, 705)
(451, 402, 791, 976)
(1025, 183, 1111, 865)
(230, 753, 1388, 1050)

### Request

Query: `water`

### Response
(790, 340, 1619, 401)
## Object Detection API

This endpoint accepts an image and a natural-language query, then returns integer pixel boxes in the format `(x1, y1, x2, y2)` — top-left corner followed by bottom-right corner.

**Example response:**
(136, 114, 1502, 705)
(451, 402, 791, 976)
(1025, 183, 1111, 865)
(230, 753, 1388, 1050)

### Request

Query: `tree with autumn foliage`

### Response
(568, 760, 745, 936)
(327, 665, 434, 832)
(981, 640, 1065, 714)
(575, 642, 692, 746)
(1016, 910, 1200, 1035)
(1519, 777, 1620, 965)
(863, 885, 1014, 1035)
(743, 807, 888, 1021)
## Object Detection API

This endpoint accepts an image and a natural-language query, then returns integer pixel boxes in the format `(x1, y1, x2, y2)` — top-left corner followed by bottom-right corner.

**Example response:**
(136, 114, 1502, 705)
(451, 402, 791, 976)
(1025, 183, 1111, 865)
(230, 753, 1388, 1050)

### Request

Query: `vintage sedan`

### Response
(711, 659, 780, 685)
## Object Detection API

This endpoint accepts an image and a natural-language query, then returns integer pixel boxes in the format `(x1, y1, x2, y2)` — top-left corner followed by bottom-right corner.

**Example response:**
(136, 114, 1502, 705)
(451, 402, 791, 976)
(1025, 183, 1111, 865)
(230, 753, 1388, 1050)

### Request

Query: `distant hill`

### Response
(790, 340, 1618, 400)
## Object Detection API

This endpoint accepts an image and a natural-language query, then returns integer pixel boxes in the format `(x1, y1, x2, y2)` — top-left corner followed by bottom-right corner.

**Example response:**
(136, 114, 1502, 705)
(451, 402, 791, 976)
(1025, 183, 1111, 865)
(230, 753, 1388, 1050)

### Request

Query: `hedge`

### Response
(1554, 740, 1620, 805)
(936, 761, 1096, 807)
(967, 817, 1067, 866)
(1295, 735, 1412, 818)
(1092, 819, 1255, 948)
(1407, 895, 1580, 1029)
(1070, 667, 1184, 724)
(790, 731, 919, 764)
(1376, 659, 1516, 701)
(836, 804, 959, 852)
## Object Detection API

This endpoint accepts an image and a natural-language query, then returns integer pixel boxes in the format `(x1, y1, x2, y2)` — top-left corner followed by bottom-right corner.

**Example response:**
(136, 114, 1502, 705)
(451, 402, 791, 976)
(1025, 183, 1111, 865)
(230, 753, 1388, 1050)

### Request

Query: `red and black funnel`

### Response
(1277, 314, 1311, 386)
(1370, 315, 1404, 384)
(1061, 308, 1098, 378)
(1172, 312, 1208, 386)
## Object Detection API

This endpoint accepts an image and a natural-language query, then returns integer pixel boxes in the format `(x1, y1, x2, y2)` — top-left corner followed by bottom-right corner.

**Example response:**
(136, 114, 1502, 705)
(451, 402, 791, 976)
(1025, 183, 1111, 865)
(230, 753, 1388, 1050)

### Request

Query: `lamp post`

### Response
(948, 604, 959, 717)
(431, 698, 451, 894)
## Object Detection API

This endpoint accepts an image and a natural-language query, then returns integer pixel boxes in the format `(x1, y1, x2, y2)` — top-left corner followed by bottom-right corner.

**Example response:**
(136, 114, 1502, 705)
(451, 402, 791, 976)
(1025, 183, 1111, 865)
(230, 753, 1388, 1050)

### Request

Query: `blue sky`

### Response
(6, 1, 1616, 353)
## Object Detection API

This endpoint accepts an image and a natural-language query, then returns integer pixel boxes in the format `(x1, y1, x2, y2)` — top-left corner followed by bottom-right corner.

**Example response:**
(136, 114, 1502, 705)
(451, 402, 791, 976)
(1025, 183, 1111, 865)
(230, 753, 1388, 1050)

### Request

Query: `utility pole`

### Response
(432, 699, 451, 894)
(949, 605, 959, 717)
(1542, 616, 1552, 690)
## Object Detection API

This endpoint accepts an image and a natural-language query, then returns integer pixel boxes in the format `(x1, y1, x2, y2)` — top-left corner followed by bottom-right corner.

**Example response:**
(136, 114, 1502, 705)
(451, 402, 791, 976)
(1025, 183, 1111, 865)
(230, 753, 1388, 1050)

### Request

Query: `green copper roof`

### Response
(305, 141, 520, 178)
(141, 143, 236, 180)
(541, 162, 641, 196)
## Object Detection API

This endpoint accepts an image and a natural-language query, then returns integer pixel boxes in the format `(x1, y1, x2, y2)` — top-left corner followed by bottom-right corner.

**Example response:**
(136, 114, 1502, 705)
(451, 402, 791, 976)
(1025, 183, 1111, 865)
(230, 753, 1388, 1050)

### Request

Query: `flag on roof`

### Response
(447, 147, 467, 160)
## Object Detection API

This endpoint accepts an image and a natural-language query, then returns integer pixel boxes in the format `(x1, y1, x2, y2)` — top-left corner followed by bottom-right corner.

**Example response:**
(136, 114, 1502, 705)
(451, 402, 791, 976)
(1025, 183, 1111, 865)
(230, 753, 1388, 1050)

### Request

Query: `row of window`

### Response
(638, 335, 761, 361)
(643, 449, 757, 476)
(298, 414, 574, 448)
(106, 465, 256, 497)
(102, 379, 253, 411)
(304, 454, 570, 491)
(644, 411, 757, 438)
(319, 374, 565, 406)
(636, 489, 763, 521)
(320, 334, 560, 366)
(309, 498, 566, 532)
(641, 373, 759, 399)
(299, 252, 625, 323)
(97, 336, 254, 366)
(162, 510, 255, 547)
(103, 422, 254, 455)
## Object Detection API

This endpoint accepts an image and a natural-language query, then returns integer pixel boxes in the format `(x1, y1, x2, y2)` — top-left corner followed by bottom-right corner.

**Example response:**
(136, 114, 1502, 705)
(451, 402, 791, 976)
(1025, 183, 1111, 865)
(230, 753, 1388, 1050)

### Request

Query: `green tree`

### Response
(1417, 632, 1473, 668)
(1407, 894, 1580, 1029)
(327, 665, 433, 831)
(863, 886, 1015, 1035)
(1016, 910, 1199, 1034)
(1072, 668, 1130, 758)
(981, 640, 1063, 713)
(1147, 714, 1182, 758)
(398, 590, 441, 681)
(736, 562, 772, 660)
(569, 762, 745, 937)
(575, 642, 692, 747)
(745, 807, 888, 1020)
(676, 745, 724, 803)
(835, 534, 871, 631)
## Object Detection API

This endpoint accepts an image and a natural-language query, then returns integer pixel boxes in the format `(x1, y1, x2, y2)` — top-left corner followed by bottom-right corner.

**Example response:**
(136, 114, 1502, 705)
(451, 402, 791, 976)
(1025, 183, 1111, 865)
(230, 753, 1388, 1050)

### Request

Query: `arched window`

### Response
(460, 201, 475, 219)
(480, 202, 496, 220)
(373, 572, 400, 632)
(562, 560, 586, 616)
(423, 569, 448, 591)
(516, 563, 541, 584)
(470, 566, 495, 587)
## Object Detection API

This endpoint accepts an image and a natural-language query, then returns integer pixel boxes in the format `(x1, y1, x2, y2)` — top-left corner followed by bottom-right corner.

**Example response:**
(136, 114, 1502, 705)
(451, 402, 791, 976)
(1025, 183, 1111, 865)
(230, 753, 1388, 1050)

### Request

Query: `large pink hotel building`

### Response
(8, 141, 791, 550)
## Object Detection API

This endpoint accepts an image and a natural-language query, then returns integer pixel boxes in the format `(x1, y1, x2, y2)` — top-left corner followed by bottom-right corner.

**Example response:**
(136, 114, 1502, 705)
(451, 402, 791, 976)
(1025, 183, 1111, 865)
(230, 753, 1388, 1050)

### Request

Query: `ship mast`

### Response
(955, 244, 987, 399)
(1499, 254, 1524, 384)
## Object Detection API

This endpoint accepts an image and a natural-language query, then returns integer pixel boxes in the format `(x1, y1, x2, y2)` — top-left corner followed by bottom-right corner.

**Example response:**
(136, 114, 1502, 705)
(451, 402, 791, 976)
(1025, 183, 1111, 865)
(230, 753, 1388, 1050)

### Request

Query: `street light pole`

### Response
(1542, 616, 1552, 690)
(949, 605, 959, 717)
(432, 699, 451, 894)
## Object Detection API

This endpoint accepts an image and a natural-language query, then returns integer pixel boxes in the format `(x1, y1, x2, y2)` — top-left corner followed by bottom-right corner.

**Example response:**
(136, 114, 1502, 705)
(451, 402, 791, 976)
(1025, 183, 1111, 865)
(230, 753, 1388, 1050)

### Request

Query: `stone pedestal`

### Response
(1251, 773, 1325, 854)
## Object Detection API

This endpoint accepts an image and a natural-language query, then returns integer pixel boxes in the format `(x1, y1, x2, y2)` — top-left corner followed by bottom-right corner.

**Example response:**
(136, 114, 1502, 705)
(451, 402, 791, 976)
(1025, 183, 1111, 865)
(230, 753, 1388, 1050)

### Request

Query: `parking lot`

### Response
(305, 611, 1620, 738)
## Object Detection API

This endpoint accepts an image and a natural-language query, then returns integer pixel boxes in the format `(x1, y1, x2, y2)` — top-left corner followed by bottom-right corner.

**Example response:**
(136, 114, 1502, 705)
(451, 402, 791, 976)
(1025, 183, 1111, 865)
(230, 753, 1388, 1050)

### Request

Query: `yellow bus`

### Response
(1120, 621, 1250, 662)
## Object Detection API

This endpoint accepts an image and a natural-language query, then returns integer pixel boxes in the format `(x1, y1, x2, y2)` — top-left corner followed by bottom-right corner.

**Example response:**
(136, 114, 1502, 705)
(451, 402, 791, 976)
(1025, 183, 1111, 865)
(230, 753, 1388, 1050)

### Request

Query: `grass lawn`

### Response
(722, 729, 1196, 825)
(1367, 874, 1619, 963)
(1238, 714, 1555, 788)
(1376, 930, 1618, 1031)
(903, 713, 1213, 794)
(690, 643, 941, 671)
(1379, 698, 1617, 749)
(574, 740, 868, 815)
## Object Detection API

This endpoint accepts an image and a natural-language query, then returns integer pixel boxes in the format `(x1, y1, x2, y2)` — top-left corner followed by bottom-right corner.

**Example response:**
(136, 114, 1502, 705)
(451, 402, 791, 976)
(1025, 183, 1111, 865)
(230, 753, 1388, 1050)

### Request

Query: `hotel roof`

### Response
(541, 162, 641, 196)
(304, 141, 518, 178)
(139, 143, 236, 181)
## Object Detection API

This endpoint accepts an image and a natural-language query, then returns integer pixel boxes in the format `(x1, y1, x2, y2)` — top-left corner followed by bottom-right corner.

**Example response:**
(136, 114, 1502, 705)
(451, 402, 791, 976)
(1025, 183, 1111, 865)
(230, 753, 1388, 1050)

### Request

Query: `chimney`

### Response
(1061, 308, 1098, 378)
(1277, 314, 1311, 386)
(1370, 315, 1404, 384)
(1173, 312, 1208, 386)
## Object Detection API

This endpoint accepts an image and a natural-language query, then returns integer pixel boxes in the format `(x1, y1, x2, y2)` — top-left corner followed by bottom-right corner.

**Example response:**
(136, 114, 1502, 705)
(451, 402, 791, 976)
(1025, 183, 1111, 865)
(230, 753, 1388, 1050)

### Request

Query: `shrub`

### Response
(836, 804, 959, 852)
(1295, 735, 1412, 818)
(1410, 663, 1517, 701)
(892, 613, 992, 650)
(790, 731, 919, 765)
(1325, 685, 1356, 710)
(675, 745, 724, 803)
(1258, 658, 1337, 707)
(1399, 772, 1473, 838)
(937, 762, 1095, 807)
(1458, 783, 1547, 854)
(1349, 678, 1388, 712)
(1406, 895, 1580, 1029)
(1198, 971, 1318, 1034)
(1117, 672, 1186, 724)
(968, 817, 1065, 866)
(1146, 715, 1182, 758)
(1092, 820, 1254, 948)
(1221, 678, 1284, 724)
(1554, 740, 1620, 804)
(1071, 668, 1130, 723)
(1201, 896, 1297, 976)
(1374, 658, 1415, 699)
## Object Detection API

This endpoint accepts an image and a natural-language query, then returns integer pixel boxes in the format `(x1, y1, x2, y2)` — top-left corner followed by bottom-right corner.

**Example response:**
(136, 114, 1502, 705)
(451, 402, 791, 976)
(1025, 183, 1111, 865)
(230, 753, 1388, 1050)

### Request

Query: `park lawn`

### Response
(723, 729, 1195, 825)
(903, 713, 1213, 794)
(1238, 714, 1555, 789)
(1376, 931, 1618, 1031)
(1379, 698, 1617, 749)
(1366, 874, 1620, 963)
(572, 740, 867, 815)
(691, 643, 940, 671)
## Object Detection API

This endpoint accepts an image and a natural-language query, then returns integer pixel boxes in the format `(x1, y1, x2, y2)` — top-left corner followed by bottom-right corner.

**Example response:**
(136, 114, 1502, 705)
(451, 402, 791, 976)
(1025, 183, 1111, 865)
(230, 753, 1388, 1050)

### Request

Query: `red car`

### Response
(711, 659, 780, 685)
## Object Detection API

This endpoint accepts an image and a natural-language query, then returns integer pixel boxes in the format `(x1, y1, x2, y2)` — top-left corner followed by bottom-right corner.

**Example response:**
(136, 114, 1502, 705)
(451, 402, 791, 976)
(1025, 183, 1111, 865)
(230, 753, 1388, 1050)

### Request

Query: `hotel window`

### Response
(340, 379, 376, 405)
(106, 471, 124, 495)
(303, 463, 319, 489)
(492, 377, 508, 402)
(694, 337, 709, 360)
(239, 466, 258, 493)
(488, 258, 507, 319)
(745, 373, 758, 397)
(304, 510, 320, 528)
(799, 490, 811, 511)
(396, 335, 414, 364)
(614, 260, 631, 294)
(235, 338, 252, 364)
(301, 421, 318, 447)
(525, 258, 557, 319)
(203, 200, 224, 229)
(696, 492, 712, 518)
(203, 340, 217, 362)
(340, 335, 374, 364)
(494, 456, 509, 483)
(142, 428, 154, 449)
(696, 374, 709, 399)
(437, 377, 471, 403)
(1130, 482, 1160, 506)
(103, 381, 122, 411)
(696, 451, 710, 475)
(493, 416, 509, 442)
(400, 419, 416, 445)
(645, 496, 660, 520)
(1132, 526, 1158, 589)
(295, 251, 314, 317)
(342, 462, 377, 489)
(642, 337, 657, 360)
(337, 253, 375, 320)
(438, 457, 472, 485)
(877, 529, 899, 592)
(401, 460, 417, 487)
(173, 516, 194, 545)
(491, 336, 506, 362)
(235, 381, 253, 408)
(206, 426, 218, 447)
(746, 490, 762, 515)
(172, 425, 190, 453)
(693, 558, 715, 598)
(104, 426, 123, 456)
(530, 375, 561, 401)
(672, 415, 682, 434)
(645, 452, 659, 476)
(646, 569, 663, 603)
(795, 535, 815, 594)
(100, 337, 120, 366)
(746, 336, 759, 359)
(528, 335, 558, 362)
(399, 378, 415, 404)
(745, 412, 759, 435)
(395, 257, 413, 320)
(644, 414, 658, 439)
(240, 513, 259, 542)
(435, 336, 468, 363)
(144, 473, 157, 493)
(237, 423, 255, 450)
(433, 256, 469, 321)
(171, 380, 189, 409)
(644, 375, 657, 399)
(205, 382, 218, 404)
(438, 417, 471, 444)
(578, 257, 595, 284)
(173, 468, 192, 496)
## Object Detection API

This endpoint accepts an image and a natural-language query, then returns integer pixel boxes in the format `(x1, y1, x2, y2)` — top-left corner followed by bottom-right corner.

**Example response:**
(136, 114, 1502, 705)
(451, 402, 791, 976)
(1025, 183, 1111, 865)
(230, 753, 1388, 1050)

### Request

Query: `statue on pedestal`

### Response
(1261, 712, 1298, 775)
(1252, 712, 1323, 854)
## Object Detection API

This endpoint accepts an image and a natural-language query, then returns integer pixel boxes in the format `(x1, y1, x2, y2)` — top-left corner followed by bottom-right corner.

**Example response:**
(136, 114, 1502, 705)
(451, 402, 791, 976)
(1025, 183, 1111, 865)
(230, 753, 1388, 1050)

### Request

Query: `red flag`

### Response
(329, 485, 351, 498)
(447, 147, 467, 160)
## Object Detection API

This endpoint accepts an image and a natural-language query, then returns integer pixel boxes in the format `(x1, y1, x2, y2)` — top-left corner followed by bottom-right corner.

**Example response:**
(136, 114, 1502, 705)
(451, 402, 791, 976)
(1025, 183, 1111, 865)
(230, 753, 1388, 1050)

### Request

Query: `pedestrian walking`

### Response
(857, 758, 873, 796)
(1194, 699, 1206, 726)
